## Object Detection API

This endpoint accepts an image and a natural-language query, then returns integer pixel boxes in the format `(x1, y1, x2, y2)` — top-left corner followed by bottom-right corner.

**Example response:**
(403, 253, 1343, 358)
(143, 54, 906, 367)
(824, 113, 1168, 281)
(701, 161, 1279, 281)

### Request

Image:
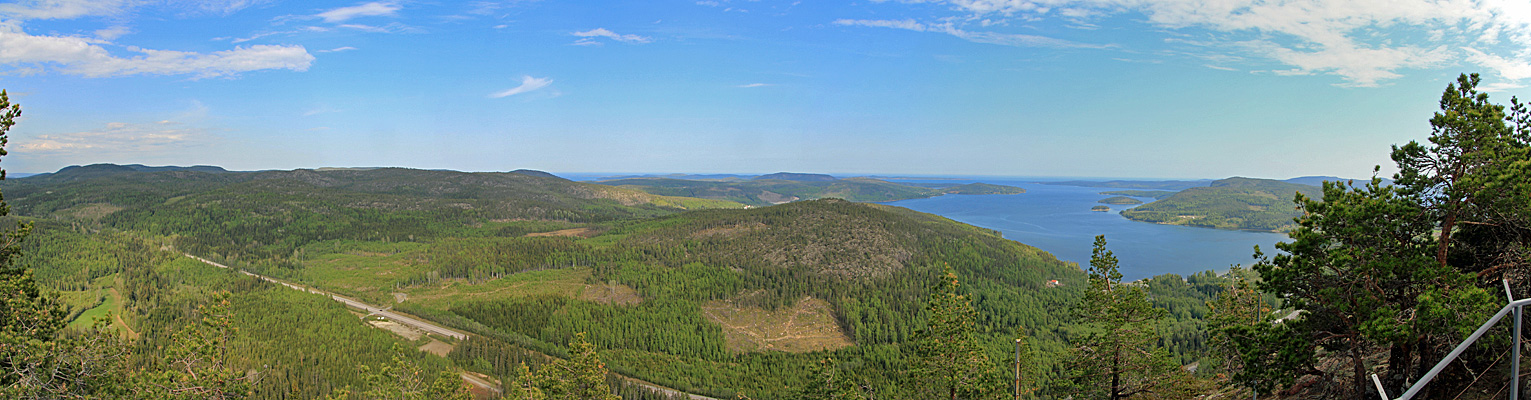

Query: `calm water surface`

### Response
(887, 180, 1289, 281)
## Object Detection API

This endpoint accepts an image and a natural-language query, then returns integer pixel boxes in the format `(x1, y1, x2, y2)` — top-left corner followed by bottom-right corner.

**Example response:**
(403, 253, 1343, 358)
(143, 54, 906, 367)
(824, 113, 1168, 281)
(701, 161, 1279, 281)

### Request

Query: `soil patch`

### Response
(524, 228, 598, 238)
(367, 319, 424, 340)
(579, 282, 642, 305)
(418, 339, 453, 357)
(701, 296, 853, 354)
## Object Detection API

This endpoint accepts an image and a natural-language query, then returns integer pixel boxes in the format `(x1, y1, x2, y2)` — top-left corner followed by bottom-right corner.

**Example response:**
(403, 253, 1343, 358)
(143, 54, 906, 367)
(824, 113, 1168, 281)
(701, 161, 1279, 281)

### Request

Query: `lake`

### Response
(886, 180, 1290, 281)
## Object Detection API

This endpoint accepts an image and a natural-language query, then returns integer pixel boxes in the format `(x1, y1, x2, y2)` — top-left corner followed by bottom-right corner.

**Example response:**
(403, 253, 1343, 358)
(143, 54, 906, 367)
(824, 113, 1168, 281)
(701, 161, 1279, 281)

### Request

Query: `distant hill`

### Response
(599, 176, 1024, 206)
(1098, 196, 1144, 205)
(1283, 175, 1393, 187)
(509, 169, 564, 180)
(1042, 179, 1213, 190)
(942, 182, 1027, 195)
(1120, 177, 1322, 231)
(0, 164, 742, 259)
(22, 163, 230, 182)
(1099, 190, 1177, 199)
(752, 172, 837, 182)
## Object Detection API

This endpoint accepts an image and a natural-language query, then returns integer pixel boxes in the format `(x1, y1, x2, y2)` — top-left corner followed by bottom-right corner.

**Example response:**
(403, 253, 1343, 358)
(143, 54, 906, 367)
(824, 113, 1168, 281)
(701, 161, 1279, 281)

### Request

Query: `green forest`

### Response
(1120, 177, 1324, 231)
(597, 176, 1023, 206)
(2, 73, 1530, 400)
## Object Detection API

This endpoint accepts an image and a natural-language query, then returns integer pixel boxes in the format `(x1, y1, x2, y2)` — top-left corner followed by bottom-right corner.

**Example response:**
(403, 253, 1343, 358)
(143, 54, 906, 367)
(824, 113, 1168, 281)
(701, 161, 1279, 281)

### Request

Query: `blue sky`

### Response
(0, 0, 1528, 179)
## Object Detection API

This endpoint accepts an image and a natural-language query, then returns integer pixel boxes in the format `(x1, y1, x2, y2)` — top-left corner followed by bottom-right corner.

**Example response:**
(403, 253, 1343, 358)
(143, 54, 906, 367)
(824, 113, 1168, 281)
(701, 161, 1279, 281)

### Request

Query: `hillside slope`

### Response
(1120, 177, 1322, 231)
(1, 164, 741, 264)
(599, 176, 1023, 206)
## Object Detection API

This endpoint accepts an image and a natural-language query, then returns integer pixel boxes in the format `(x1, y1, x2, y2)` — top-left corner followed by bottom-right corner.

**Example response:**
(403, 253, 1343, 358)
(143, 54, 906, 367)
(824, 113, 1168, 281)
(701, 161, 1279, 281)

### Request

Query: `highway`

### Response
(184, 253, 715, 399)
(183, 254, 468, 340)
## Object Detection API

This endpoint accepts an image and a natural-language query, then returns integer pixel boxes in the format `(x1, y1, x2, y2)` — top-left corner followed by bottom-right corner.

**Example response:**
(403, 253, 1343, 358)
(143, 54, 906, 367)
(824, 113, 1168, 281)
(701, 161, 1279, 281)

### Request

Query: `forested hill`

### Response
(598, 176, 1024, 206)
(0, 164, 741, 262)
(1119, 177, 1323, 231)
(399, 198, 1089, 398)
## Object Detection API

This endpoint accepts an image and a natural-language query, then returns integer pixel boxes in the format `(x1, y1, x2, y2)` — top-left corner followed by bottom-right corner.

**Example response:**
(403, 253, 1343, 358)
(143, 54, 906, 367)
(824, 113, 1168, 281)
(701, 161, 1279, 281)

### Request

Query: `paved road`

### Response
(459, 373, 501, 394)
(186, 254, 714, 399)
(184, 254, 467, 340)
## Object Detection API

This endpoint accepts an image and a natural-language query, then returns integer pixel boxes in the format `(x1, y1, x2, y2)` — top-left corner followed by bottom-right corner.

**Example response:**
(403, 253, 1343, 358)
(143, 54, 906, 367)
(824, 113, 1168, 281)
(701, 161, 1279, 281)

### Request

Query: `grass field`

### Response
(403, 267, 594, 310)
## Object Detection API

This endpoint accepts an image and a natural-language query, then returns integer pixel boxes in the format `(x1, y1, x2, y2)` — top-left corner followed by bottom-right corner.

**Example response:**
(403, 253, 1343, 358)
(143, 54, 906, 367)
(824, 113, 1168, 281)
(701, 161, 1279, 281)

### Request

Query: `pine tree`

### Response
(910, 265, 1002, 400)
(796, 357, 867, 400)
(360, 343, 429, 400)
(539, 332, 619, 400)
(1206, 266, 1278, 395)
(151, 291, 255, 399)
(0, 90, 132, 399)
(1059, 235, 1193, 400)
(504, 362, 547, 400)
(426, 371, 473, 400)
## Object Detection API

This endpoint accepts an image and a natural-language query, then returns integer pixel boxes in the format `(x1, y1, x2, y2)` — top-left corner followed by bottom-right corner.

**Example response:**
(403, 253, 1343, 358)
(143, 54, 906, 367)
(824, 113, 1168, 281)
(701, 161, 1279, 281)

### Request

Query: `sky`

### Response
(0, 0, 1529, 179)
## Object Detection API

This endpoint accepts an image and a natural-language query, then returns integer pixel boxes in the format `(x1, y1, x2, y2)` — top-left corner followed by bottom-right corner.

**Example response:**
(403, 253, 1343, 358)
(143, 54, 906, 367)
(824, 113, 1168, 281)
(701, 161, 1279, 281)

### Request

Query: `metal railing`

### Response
(1372, 279, 1526, 400)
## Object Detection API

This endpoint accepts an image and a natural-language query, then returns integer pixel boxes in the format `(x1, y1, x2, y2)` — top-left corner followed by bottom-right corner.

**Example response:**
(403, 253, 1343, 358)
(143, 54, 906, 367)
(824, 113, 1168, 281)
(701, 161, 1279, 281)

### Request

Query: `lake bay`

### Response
(887, 180, 1289, 281)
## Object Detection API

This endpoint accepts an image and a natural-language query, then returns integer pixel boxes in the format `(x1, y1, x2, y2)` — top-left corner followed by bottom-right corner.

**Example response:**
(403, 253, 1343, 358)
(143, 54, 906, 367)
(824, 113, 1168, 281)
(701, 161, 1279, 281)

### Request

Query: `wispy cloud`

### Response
(833, 19, 1102, 49)
(737, 83, 771, 88)
(0, 0, 132, 20)
(0, 25, 314, 78)
(0, 0, 269, 20)
(572, 28, 651, 45)
(490, 75, 552, 98)
(317, 46, 357, 53)
(857, 0, 1531, 87)
(316, 2, 399, 23)
(94, 26, 131, 40)
(302, 105, 341, 116)
(15, 119, 213, 155)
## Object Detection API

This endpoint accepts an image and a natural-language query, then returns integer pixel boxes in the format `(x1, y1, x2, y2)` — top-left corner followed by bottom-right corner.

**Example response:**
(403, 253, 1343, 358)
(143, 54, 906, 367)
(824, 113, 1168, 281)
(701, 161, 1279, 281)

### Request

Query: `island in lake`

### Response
(1091, 205, 1111, 212)
(1098, 196, 1144, 205)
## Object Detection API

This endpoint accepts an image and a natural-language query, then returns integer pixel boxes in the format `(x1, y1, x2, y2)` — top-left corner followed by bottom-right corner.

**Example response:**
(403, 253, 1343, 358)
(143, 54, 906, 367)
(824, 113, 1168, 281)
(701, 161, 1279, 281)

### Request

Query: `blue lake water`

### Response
(885, 180, 1289, 281)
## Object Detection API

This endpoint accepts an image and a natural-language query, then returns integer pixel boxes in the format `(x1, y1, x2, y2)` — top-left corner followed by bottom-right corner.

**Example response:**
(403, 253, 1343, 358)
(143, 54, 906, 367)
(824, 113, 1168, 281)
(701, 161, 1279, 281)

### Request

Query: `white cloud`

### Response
(1464, 48, 1531, 81)
(316, 2, 399, 23)
(338, 23, 390, 32)
(168, 0, 274, 17)
(318, 46, 357, 53)
(850, 0, 1531, 86)
(1477, 81, 1527, 92)
(572, 28, 651, 44)
(0, 0, 268, 20)
(737, 83, 771, 88)
(0, 0, 132, 20)
(833, 18, 1099, 48)
(490, 75, 552, 98)
(15, 119, 213, 155)
(1251, 41, 1452, 87)
(0, 25, 314, 78)
(94, 26, 131, 40)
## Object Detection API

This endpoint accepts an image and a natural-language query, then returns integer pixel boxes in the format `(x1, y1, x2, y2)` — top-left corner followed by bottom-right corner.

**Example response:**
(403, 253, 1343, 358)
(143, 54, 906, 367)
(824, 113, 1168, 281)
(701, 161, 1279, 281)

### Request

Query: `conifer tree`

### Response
(1059, 236, 1193, 400)
(796, 357, 867, 400)
(0, 90, 132, 399)
(1206, 266, 1279, 394)
(539, 332, 619, 400)
(152, 291, 255, 399)
(426, 370, 473, 400)
(504, 362, 547, 400)
(910, 265, 1002, 400)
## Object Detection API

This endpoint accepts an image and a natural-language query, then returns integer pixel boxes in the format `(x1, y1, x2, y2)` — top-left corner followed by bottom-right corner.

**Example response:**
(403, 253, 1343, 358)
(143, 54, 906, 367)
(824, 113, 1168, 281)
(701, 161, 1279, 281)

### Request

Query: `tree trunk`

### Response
(1386, 342, 1413, 393)
(1353, 344, 1369, 399)
(1439, 209, 1457, 267)
(1112, 342, 1122, 400)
